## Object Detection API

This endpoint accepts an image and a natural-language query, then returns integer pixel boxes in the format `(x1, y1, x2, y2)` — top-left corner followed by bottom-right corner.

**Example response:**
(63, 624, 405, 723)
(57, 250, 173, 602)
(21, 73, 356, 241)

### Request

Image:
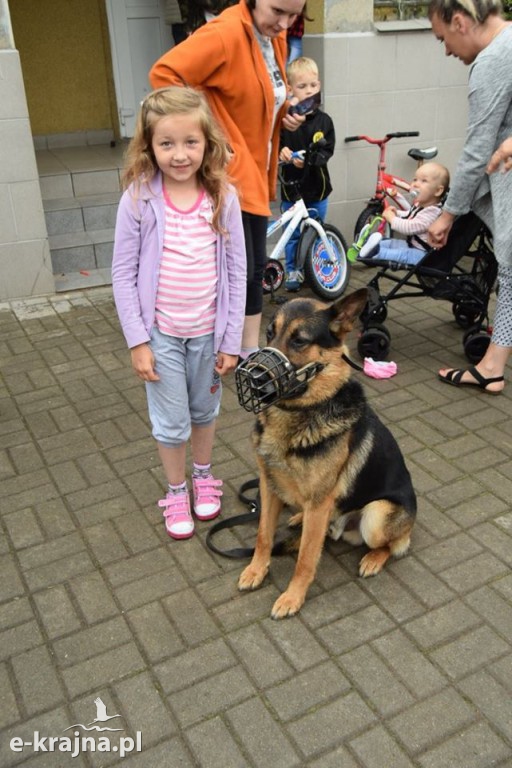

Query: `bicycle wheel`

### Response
(301, 224, 350, 301)
(262, 258, 285, 294)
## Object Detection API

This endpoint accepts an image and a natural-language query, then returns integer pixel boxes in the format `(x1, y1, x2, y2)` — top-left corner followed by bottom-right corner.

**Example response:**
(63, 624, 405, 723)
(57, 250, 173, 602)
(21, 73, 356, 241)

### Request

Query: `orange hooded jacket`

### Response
(149, 0, 288, 217)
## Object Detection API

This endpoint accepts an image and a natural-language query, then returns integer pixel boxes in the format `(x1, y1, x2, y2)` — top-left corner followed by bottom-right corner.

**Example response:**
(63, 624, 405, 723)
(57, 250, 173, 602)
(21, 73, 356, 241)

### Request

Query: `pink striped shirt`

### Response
(392, 203, 442, 250)
(155, 188, 217, 338)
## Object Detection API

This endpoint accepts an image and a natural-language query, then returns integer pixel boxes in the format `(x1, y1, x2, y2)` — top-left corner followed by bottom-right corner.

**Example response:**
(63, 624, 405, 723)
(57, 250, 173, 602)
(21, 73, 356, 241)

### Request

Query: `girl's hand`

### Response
(383, 207, 397, 223)
(130, 343, 159, 381)
(428, 211, 454, 249)
(215, 352, 238, 376)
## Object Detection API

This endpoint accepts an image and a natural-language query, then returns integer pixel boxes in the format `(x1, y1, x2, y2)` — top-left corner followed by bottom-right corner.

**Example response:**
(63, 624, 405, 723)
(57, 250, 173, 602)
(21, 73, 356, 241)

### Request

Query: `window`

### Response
(374, 1, 428, 21)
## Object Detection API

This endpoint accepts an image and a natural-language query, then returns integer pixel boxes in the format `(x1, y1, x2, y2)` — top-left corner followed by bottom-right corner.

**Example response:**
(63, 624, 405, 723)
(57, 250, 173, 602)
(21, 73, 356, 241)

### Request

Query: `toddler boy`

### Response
(279, 57, 335, 291)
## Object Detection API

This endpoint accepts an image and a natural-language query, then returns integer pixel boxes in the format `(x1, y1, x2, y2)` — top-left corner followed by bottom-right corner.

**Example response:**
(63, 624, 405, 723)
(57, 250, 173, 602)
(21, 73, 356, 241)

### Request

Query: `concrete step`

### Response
(35, 144, 124, 290)
(40, 168, 122, 200)
(49, 228, 114, 276)
(54, 268, 113, 293)
(44, 192, 121, 235)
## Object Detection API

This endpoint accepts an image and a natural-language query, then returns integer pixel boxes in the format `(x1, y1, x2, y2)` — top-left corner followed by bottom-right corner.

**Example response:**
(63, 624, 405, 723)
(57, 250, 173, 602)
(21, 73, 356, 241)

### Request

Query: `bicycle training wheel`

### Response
(301, 224, 350, 301)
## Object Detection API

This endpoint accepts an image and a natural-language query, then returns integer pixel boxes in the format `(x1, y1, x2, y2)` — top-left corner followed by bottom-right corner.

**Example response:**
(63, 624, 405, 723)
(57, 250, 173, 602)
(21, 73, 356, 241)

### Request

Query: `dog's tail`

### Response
(272, 532, 301, 556)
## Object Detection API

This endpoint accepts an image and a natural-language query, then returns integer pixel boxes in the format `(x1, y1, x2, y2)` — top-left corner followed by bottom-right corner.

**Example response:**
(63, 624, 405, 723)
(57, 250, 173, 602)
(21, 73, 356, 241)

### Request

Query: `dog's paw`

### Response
(270, 591, 304, 620)
(359, 548, 390, 577)
(238, 565, 268, 591)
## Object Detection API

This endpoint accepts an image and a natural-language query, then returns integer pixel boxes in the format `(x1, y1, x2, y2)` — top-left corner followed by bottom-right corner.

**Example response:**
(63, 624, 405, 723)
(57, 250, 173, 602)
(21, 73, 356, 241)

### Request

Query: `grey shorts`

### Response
(145, 327, 221, 447)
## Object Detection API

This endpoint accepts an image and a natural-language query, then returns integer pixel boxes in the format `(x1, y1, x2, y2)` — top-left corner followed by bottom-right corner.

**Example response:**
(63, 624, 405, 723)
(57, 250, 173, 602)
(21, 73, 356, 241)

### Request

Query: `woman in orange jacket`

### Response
(150, 0, 305, 359)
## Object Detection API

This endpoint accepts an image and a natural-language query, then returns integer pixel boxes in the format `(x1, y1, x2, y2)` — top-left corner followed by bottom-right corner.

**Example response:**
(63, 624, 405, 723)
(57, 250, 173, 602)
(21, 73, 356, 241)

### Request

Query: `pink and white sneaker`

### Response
(158, 491, 194, 539)
(192, 476, 223, 521)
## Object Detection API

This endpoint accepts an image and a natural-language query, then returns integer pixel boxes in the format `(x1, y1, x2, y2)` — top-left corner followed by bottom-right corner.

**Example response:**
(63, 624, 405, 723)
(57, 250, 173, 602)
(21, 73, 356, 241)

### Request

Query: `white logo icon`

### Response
(64, 697, 123, 733)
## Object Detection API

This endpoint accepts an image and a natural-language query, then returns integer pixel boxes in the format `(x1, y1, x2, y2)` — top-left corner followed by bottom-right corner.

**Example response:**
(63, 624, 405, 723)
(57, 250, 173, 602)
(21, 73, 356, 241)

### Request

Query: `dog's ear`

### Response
(328, 288, 368, 337)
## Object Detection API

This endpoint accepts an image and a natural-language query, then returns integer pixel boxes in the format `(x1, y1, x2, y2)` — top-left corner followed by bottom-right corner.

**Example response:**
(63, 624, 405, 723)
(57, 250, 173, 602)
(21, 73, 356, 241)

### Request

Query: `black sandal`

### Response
(438, 365, 504, 395)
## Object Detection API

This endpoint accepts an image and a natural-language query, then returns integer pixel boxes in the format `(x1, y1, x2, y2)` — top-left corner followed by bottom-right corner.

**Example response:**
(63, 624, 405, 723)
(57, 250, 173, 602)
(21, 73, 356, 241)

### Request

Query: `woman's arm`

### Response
(444, 43, 512, 215)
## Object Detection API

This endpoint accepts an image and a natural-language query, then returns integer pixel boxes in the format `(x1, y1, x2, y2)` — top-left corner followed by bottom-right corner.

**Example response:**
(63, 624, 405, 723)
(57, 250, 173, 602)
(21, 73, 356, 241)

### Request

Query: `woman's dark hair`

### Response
(428, 0, 503, 22)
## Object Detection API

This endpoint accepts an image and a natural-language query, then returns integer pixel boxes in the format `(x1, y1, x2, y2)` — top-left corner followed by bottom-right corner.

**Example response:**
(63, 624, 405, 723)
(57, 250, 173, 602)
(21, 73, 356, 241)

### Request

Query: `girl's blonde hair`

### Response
(122, 86, 231, 231)
(427, 0, 502, 22)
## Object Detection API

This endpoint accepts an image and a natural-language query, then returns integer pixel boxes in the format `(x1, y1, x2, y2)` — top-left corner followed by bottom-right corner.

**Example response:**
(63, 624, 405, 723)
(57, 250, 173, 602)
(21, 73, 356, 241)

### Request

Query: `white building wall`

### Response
(304, 29, 468, 240)
(0, 0, 54, 300)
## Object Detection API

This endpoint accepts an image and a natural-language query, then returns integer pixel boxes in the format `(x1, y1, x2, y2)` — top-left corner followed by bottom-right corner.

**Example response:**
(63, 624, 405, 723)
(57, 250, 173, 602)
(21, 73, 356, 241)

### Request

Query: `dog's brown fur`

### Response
(238, 288, 417, 619)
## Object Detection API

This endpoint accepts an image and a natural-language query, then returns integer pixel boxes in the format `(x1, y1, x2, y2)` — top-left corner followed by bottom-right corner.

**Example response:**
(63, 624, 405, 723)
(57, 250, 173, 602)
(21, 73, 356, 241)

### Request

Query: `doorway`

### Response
(106, 0, 174, 138)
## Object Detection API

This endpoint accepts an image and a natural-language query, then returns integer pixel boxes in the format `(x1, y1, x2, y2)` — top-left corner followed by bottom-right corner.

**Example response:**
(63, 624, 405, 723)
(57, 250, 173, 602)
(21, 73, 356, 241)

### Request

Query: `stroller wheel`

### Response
(358, 327, 391, 361)
(453, 302, 485, 330)
(463, 327, 491, 364)
(262, 259, 284, 294)
(360, 301, 388, 325)
(366, 322, 391, 339)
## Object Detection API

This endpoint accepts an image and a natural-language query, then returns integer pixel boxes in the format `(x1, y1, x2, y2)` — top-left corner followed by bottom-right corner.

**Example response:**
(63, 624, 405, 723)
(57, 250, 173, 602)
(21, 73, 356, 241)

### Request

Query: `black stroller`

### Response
(357, 212, 497, 364)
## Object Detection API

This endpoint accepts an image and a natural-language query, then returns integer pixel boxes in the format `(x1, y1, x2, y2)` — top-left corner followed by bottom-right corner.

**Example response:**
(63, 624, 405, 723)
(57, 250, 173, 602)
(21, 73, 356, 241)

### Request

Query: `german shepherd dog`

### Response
(237, 288, 417, 619)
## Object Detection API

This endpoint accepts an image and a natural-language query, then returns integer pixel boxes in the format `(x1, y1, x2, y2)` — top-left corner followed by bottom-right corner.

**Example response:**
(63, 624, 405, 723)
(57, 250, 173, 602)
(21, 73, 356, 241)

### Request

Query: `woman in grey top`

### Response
(428, 0, 512, 394)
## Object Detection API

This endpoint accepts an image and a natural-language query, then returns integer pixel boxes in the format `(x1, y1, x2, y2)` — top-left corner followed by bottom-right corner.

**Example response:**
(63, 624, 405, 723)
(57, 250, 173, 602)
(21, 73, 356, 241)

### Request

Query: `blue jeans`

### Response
(282, 199, 329, 274)
(377, 238, 425, 265)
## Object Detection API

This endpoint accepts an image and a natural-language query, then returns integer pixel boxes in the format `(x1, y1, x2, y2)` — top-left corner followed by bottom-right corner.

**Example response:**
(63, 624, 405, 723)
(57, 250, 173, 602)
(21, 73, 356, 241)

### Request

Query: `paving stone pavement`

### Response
(1, 265, 512, 768)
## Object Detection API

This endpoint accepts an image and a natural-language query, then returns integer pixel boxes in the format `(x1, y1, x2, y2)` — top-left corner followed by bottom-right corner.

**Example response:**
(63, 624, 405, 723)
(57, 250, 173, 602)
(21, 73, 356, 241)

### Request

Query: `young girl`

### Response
(112, 87, 247, 540)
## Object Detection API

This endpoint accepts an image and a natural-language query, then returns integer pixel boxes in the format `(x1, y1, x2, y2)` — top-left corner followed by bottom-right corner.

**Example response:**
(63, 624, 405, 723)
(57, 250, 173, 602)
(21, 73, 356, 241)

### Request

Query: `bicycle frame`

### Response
(345, 131, 420, 214)
(267, 198, 338, 266)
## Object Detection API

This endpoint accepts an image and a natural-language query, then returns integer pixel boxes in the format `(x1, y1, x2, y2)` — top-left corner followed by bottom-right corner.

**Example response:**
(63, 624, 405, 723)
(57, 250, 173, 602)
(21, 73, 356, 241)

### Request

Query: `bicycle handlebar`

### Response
(344, 131, 420, 144)
(280, 137, 327, 165)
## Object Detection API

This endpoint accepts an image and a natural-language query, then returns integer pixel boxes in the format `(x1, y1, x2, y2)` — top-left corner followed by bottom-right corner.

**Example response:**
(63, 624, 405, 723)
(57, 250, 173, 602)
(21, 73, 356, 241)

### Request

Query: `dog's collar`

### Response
(342, 353, 364, 372)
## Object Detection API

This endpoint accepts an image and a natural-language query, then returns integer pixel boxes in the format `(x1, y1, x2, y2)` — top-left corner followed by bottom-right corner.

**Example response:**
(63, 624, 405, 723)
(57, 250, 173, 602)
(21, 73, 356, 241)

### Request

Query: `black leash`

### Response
(205, 479, 260, 559)
(342, 352, 364, 372)
(206, 478, 289, 559)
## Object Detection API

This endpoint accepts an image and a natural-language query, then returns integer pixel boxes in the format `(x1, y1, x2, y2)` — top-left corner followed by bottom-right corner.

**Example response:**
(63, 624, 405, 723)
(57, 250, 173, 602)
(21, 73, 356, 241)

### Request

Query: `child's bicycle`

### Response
(344, 131, 438, 241)
(263, 144, 350, 302)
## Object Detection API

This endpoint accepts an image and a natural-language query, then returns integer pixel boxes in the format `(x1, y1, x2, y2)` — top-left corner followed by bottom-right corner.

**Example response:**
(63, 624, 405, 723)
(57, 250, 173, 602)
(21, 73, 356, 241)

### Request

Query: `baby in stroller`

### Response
(357, 210, 497, 365)
(357, 162, 450, 265)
